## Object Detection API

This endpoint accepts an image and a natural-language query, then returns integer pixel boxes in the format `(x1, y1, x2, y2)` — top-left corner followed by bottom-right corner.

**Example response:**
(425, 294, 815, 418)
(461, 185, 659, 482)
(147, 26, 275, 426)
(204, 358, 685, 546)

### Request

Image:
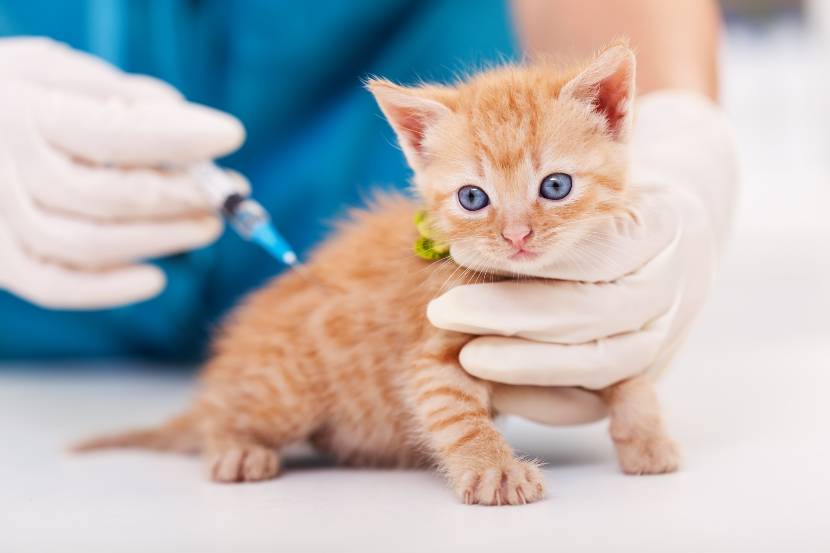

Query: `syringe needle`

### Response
(285, 259, 327, 287)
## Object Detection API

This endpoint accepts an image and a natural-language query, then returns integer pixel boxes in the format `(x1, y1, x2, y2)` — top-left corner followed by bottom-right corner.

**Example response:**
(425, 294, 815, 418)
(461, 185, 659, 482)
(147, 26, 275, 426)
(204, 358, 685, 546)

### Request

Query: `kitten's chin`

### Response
(450, 244, 559, 278)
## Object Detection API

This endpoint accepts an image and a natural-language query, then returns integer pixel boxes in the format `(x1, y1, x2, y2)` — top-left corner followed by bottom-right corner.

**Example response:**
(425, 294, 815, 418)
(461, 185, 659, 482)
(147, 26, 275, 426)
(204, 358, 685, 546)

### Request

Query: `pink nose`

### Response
(501, 224, 532, 249)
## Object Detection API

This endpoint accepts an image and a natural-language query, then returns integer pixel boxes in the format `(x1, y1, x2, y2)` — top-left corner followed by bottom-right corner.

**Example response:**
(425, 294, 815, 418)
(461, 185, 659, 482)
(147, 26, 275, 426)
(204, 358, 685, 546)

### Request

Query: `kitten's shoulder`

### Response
(309, 191, 424, 277)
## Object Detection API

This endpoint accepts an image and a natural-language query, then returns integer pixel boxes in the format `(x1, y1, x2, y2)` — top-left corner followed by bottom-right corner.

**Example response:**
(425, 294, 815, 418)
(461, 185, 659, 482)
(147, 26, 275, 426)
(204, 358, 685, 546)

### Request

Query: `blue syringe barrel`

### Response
(249, 219, 299, 266)
(192, 163, 300, 267)
(221, 194, 299, 267)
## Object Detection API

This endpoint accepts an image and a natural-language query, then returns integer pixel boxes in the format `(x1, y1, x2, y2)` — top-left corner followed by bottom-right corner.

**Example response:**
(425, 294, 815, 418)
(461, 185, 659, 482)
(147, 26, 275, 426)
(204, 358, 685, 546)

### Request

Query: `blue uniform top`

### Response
(0, 0, 516, 361)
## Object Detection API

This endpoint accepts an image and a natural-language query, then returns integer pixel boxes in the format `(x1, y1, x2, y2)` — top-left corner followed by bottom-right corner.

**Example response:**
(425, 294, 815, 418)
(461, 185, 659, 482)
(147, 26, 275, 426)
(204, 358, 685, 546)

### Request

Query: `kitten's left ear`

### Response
(367, 78, 456, 170)
(560, 44, 636, 141)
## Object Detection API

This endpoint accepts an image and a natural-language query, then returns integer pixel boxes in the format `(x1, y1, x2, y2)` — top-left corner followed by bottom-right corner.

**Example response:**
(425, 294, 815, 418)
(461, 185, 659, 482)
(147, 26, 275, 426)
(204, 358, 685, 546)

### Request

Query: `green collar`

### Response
(413, 210, 450, 261)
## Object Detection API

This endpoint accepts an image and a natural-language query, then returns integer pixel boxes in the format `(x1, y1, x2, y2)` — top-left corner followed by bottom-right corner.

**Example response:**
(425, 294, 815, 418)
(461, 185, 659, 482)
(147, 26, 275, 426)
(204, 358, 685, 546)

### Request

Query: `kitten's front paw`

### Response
(615, 436, 680, 475)
(452, 458, 545, 506)
(208, 445, 281, 483)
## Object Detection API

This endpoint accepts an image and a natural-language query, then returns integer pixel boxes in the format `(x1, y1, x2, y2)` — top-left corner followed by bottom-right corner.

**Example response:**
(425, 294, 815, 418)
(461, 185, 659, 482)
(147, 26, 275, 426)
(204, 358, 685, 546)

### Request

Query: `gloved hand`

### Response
(0, 37, 246, 309)
(428, 92, 738, 425)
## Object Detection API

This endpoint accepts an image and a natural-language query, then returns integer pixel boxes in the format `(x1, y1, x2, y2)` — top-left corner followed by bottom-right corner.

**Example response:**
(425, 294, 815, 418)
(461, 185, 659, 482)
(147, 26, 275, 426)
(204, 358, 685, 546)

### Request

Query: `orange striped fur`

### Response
(75, 44, 679, 505)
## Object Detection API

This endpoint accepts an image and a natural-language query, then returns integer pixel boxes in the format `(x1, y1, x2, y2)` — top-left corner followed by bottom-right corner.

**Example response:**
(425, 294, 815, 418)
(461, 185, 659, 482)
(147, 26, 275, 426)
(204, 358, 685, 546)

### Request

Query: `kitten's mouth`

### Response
(508, 249, 539, 262)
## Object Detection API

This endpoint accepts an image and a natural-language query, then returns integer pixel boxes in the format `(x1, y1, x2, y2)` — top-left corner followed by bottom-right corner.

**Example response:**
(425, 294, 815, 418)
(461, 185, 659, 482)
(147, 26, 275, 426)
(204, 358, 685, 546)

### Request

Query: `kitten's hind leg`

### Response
(198, 394, 316, 483)
(196, 355, 321, 483)
(408, 334, 545, 506)
(205, 436, 282, 483)
(600, 376, 680, 475)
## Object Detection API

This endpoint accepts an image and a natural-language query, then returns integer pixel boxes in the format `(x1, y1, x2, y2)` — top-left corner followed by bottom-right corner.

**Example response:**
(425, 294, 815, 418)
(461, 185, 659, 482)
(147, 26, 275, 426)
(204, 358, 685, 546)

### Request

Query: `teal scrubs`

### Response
(0, 1, 517, 361)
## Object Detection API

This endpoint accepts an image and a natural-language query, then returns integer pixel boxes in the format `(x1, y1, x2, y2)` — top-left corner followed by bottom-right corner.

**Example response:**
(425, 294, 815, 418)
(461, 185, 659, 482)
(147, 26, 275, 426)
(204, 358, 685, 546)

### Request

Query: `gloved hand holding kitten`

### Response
(429, 92, 738, 425)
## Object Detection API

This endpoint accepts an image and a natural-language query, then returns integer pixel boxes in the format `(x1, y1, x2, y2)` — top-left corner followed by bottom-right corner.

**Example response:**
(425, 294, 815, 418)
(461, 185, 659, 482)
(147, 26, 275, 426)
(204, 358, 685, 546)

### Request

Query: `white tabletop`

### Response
(1, 24, 829, 553)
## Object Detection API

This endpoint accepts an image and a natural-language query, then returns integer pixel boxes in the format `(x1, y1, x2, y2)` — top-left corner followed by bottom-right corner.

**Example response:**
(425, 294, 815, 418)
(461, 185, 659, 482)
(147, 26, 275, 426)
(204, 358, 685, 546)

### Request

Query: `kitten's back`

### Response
(199, 193, 464, 466)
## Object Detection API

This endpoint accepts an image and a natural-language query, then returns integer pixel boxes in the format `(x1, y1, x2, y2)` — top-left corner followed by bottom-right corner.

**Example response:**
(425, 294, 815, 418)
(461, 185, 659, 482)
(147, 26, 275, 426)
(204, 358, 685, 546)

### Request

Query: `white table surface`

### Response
(2, 25, 829, 553)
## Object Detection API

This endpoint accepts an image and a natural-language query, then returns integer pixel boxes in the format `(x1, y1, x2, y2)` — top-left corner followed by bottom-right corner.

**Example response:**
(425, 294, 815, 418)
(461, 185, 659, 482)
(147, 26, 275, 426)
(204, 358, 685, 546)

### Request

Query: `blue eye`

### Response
(457, 185, 490, 211)
(539, 173, 572, 201)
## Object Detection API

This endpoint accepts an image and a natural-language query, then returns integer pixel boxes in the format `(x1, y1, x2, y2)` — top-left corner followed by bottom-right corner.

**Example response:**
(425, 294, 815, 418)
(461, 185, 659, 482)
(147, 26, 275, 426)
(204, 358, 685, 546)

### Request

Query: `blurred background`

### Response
(719, 0, 828, 362)
(1, 1, 828, 552)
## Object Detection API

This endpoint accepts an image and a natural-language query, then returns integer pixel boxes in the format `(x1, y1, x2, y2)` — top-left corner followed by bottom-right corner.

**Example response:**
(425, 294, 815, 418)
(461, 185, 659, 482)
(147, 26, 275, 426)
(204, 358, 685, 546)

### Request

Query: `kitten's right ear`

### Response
(559, 43, 636, 141)
(367, 78, 455, 170)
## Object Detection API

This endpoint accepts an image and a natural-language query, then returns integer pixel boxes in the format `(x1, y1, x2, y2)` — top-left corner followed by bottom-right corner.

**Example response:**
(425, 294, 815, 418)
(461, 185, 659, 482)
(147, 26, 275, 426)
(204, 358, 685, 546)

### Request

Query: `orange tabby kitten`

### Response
(76, 44, 679, 506)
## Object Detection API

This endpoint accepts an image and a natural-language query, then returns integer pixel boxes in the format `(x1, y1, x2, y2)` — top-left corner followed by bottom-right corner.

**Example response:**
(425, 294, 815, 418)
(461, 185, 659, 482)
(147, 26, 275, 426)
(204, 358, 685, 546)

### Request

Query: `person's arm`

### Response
(511, 0, 720, 100)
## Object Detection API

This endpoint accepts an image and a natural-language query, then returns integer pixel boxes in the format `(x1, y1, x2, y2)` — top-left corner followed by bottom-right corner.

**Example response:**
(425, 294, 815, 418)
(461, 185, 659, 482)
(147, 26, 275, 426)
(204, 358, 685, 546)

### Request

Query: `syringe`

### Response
(191, 163, 300, 268)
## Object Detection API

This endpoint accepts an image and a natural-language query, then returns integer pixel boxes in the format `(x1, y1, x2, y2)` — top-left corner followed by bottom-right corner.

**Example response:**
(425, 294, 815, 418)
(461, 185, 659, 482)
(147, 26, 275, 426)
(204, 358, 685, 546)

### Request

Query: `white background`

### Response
(1, 22, 829, 553)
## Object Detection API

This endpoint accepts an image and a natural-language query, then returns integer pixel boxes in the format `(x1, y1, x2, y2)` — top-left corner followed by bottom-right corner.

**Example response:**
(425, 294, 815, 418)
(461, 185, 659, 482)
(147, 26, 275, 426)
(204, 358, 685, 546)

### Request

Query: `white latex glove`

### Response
(428, 91, 738, 425)
(0, 37, 246, 309)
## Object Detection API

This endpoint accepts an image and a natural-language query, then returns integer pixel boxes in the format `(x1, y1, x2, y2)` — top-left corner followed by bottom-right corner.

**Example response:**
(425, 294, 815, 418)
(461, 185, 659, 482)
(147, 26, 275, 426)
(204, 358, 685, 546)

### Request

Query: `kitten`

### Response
(75, 44, 679, 506)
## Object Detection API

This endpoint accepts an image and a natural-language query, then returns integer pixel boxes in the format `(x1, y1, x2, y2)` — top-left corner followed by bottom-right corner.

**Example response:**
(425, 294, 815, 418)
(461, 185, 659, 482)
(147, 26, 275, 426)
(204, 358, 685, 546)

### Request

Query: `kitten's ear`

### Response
(560, 44, 636, 141)
(367, 78, 455, 169)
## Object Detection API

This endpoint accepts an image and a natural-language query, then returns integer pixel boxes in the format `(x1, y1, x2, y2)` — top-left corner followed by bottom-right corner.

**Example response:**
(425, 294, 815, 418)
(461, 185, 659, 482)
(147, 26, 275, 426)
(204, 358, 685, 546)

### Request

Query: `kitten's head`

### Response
(369, 44, 635, 275)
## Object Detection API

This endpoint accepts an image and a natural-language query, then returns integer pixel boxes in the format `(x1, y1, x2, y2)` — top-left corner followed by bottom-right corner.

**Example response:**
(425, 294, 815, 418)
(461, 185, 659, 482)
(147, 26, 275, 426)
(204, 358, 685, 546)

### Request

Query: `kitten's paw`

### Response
(452, 458, 545, 506)
(615, 436, 680, 475)
(208, 445, 281, 483)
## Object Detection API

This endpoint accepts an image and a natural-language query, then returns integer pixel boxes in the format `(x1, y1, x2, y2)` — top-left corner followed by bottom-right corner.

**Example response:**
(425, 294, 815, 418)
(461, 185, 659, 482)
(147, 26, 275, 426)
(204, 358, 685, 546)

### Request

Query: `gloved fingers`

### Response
(6, 263, 165, 310)
(27, 152, 250, 220)
(0, 37, 182, 102)
(0, 154, 223, 268)
(428, 229, 682, 344)
(0, 223, 165, 309)
(111, 74, 184, 102)
(458, 322, 667, 390)
(35, 87, 245, 166)
(12, 209, 223, 269)
(490, 384, 608, 426)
